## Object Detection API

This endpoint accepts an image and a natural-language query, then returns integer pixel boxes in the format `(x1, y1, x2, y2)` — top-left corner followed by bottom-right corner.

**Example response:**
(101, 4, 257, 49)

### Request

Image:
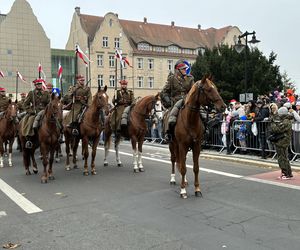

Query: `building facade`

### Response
(66, 7, 241, 98)
(0, 0, 51, 99)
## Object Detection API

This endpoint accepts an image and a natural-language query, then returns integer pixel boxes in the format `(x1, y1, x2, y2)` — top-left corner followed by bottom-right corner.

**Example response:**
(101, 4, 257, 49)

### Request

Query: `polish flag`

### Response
(122, 56, 133, 68)
(17, 71, 26, 82)
(115, 49, 125, 68)
(0, 71, 4, 78)
(75, 44, 91, 65)
(38, 63, 46, 80)
(57, 62, 63, 79)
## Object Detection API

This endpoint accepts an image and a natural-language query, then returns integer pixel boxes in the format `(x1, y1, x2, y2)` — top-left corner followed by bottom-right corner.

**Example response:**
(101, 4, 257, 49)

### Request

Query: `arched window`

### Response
(138, 42, 150, 51)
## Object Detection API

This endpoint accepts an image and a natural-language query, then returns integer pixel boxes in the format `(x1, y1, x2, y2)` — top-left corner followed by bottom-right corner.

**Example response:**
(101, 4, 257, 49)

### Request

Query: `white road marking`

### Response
(0, 178, 43, 214)
(98, 147, 300, 190)
(0, 211, 7, 218)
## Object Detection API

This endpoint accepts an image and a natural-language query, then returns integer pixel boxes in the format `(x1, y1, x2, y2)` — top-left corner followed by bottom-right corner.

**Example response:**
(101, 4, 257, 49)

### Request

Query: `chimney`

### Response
(75, 7, 80, 15)
(198, 24, 201, 30)
(171, 21, 175, 27)
(143, 17, 147, 24)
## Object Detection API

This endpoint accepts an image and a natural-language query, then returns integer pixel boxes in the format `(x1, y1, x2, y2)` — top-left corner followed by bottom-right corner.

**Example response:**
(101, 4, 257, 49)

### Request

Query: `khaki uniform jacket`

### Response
(24, 89, 50, 114)
(160, 73, 194, 109)
(17, 99, 26, 113)
(111, 89, 134, 131)
(0, 95, 10, 112)
(64, 84, 92, 125)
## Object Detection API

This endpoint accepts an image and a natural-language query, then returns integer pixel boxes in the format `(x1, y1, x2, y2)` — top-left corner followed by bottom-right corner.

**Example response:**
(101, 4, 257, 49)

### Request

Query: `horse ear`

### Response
(104, 85, 107, 92)
(98, 85, 101, 92)
(8, 99, 12, 104)
(14, 99, 18, 103)
(51, 92, 56, 100)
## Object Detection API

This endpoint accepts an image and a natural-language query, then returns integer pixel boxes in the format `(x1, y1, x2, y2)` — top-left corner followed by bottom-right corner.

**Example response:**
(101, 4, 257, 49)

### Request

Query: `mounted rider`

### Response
(20, 78, 50, 148)
(17, 93, 27, 113)
(63, 74, 92, 136)
(0, 87, 10, 118)
(160, 59, 194, 141)
(110, 79, 134, 132)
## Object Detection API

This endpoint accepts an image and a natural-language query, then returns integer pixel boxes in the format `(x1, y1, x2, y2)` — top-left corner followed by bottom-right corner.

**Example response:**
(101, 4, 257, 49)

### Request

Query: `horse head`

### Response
(45, 93, 60, 121)
(135, 94, 158, 117)
(195, 75, 226, 113)
(5, 99, 18, 121)
(95, 85, 109, 113)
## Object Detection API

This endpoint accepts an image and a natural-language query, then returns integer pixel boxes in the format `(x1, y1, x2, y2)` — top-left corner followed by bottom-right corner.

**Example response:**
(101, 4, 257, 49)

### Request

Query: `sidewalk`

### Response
(143, 141, 300, 171)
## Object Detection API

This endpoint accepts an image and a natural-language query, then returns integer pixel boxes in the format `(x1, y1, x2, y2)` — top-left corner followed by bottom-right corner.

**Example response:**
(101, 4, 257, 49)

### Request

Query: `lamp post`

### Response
(234, 31, 260, 102)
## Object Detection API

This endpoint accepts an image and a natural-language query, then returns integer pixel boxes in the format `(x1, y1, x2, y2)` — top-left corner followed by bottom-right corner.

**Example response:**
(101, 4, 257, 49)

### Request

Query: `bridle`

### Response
(133, 96, 157, 118)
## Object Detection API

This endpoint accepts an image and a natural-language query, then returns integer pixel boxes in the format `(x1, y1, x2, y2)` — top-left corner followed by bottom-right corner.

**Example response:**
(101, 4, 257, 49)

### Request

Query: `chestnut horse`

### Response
(64, 86, 108, 175)
(104, 93, 159, 172)
(169, 76, 226, 198)
(0, 101, 18, 168)
(39, 94, 61, 183)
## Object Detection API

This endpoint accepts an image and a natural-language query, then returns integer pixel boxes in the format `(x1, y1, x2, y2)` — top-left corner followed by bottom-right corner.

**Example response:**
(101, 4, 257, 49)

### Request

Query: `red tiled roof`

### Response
(78, 13, 232, 49)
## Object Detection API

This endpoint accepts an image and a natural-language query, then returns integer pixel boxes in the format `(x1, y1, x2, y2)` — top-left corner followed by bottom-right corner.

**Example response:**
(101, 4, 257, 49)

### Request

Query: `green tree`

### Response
(191, 45, 286, 103)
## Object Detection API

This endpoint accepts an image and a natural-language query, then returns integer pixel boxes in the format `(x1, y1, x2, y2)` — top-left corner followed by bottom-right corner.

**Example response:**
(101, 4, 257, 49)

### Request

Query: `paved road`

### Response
(0, 143, 300, 250)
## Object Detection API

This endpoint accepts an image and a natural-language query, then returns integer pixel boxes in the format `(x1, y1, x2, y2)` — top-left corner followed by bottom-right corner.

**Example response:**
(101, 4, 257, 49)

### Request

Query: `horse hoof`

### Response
(139, 168, 144, 172)
(65, 167, 71, 171)
(133, 169, 139, 173)
(48, 176, 55, 180)
(33, 169, 38, 174)
(26, 171, 31, 176)
(9, 164, 13, 167)
(170, 181, 176, 185)
(117, 163, 123, 167)
(180, 193, 188, 199)
(91, 171, 97, 175)
(41, 179, 48, 184)
(55, 158, 60, 163)
(104, 162, 108, 167)
(83, 171, 89, 176)
(73, 165, 78, 169)
(195, 191, 202, 197)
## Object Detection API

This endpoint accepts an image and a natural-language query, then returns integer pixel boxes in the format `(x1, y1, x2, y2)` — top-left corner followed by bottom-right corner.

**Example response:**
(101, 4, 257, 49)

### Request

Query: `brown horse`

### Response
(169, 76, 226, 198)
(104, 93, 159, 172)
(0, 101, 18, 168)
(64, 86, 108, 175)
(38, 94, 61, 183)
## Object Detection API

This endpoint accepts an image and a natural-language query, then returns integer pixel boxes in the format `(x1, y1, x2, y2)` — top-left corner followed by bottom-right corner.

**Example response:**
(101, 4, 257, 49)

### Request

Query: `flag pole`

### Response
(15, 72, 19, 101)
(114, 54, 118, 135)
(60, 75, 63, 96)
(72, 46, 78, 125)
(87, 36, 91, 88)
(38, 63, 41, 79)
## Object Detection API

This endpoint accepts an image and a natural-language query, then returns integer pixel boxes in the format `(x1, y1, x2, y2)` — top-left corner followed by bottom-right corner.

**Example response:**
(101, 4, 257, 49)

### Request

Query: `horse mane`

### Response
(185, 83, 198, 105)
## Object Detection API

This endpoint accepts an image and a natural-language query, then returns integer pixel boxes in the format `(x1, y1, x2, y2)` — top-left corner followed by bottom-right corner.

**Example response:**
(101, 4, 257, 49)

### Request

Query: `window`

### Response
(148, 59, 154, 70)
(167, 60, 173, 71)
(137, 77, 144, 88)
(109, 75, 115, 87)
(97, 54, 103, 66)
(137, 58, 143, 69)
(154, 46, 164, 52)
(102, 36, 108, 47)
(109, 55, 115, 67)
(109, 19, 113, 27)
(148, 77, 154, 88)
(7, 71, 12, 77)
(7, 49, 12, 55)
(97, 75, 104, 87)
(137, 42, 150, 51)
(114, 38, 120, 48)
(167, 45, 179, 53)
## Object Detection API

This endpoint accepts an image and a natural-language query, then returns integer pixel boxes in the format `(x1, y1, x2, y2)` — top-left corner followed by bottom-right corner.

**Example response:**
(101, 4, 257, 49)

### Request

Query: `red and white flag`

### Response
(38, 63, 46, 80)
(0, 70, 4, 78)
(57, 62, 63, 79)
(122, 56, 133, 68)
(75, 44, 91, 65)
(17, 71, 26, 82)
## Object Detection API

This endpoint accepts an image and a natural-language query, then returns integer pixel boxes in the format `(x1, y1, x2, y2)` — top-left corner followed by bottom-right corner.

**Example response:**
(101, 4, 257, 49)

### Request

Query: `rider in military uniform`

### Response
(160, 59, 194, 141)
(21, 78, 50, 148)
(111, 79, 134, 132)
(63, 74, 92, 135)
(17, 93, 27, 113)
(0, 87, 10, 117)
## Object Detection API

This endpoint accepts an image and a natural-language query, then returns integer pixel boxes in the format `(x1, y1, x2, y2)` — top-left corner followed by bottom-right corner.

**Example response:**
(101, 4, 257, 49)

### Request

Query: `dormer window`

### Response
(138, 42, 150, 51)
(167, 45, 179, 53)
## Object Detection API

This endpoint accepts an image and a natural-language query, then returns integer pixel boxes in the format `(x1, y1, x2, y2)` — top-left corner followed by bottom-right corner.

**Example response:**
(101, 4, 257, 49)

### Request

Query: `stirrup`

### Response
(72, 128, 79, 136)
(25, 140, 33, 149)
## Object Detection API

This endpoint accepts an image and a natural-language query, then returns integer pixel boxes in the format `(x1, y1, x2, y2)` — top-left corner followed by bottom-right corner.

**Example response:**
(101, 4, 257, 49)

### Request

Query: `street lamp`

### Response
(234, 31, 260, 101)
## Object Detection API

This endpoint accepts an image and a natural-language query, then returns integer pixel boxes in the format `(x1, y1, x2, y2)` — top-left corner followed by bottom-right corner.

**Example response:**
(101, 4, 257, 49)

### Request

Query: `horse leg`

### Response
(48, 147, 55, 181)
(169, 142, 177, 184)
(91, 137, 100, 175)
(8, 139, 14, 167)
(103, 129, 111, 167)
(178, 145, 188, 199)
(137, 139, 144, 172)
(115, 135, 122, 167)
(31, 148, 38, 174)
(72, 137, 80, 169)
(192, 144, 202, 197)
(0, 138, 4, 168)
(82, 136, 89, 176)
(131, 138, 138, 172)
(65, 133, 71, 171)
(40, 143, 48, 184)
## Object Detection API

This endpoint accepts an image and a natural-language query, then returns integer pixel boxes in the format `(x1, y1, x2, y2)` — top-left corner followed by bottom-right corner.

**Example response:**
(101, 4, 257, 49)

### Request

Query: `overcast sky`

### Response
(2, 0, 299, 89)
